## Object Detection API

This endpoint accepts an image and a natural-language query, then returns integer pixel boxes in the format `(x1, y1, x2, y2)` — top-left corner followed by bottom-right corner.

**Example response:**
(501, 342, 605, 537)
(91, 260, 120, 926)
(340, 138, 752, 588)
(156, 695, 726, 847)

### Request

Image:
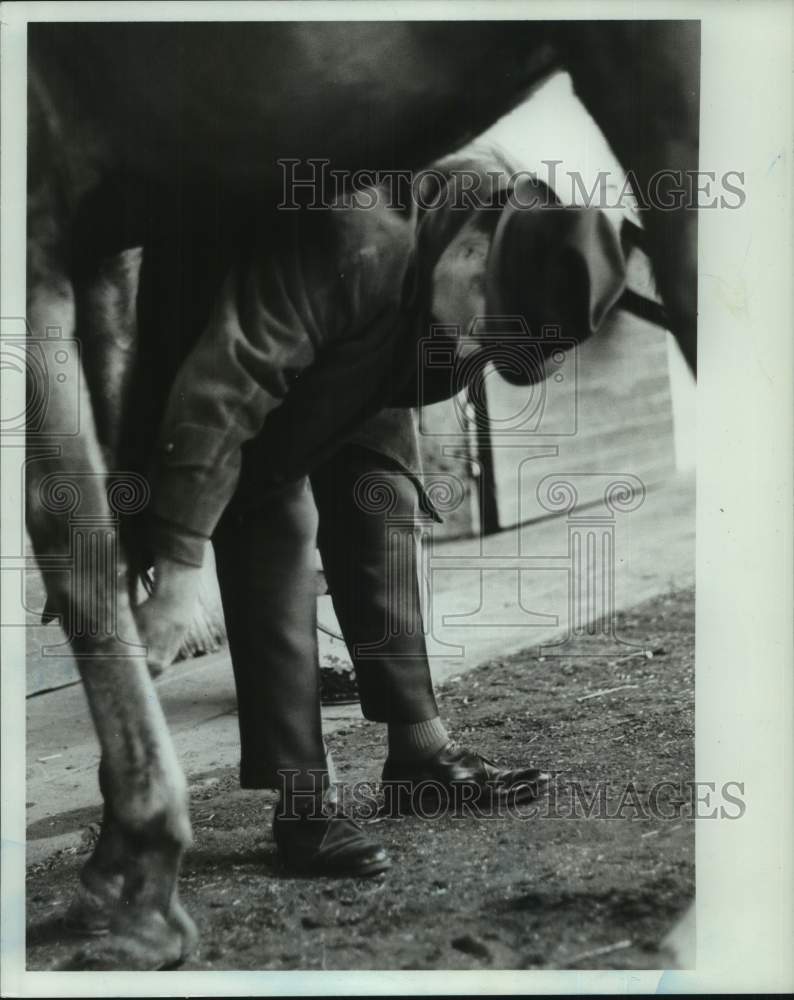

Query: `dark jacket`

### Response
(146, 181, 627, 567)
(148, 197, 430, 566)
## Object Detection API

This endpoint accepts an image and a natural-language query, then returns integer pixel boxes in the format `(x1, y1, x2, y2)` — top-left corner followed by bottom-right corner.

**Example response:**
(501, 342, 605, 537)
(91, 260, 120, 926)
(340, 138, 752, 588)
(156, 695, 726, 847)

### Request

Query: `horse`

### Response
(25, 20, 698, 969)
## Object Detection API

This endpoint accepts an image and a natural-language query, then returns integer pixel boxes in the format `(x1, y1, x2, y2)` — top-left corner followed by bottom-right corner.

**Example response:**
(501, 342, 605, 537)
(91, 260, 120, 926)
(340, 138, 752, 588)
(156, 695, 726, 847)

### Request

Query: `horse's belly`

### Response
(30, 21, 559, 191)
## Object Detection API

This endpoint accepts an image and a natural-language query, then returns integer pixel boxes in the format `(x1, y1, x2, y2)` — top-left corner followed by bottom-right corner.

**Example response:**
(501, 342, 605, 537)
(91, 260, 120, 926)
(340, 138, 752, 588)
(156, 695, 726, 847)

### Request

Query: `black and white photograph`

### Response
(0, 1, 791, 995)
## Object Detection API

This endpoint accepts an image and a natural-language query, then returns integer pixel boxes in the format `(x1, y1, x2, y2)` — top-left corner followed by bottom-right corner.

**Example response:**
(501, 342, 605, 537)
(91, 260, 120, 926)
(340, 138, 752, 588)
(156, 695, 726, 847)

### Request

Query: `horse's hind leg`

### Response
(26, 254, 197, 969)
(562, 21, 700, 373)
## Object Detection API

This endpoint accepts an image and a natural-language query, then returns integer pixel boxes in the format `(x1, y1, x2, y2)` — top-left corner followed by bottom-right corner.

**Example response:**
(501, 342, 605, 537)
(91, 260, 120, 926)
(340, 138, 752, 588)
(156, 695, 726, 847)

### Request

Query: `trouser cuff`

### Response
(239, 762, 329, 793)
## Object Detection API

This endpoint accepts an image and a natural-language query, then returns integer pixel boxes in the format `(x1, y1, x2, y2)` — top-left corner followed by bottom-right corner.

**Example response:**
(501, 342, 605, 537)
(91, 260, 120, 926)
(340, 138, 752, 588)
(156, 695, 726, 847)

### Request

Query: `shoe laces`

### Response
(444, 741, 499, 770)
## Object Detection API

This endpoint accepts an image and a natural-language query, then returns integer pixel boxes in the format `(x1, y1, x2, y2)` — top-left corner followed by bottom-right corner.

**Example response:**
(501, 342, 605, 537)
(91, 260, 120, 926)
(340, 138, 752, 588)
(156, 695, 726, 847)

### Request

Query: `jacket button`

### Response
(164, 442, 175, 453)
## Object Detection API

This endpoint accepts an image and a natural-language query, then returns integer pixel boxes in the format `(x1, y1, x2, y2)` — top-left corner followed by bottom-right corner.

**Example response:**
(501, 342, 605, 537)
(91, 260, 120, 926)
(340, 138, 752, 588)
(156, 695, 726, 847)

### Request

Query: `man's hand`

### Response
(133, 557, 203, 677)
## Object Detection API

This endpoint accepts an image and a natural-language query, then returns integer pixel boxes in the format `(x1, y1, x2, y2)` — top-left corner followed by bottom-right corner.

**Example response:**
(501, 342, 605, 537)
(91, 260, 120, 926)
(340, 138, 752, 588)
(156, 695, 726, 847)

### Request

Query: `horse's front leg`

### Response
(562, 21, 700, 373)
(64, 760, 192, 956)
(26, 257, 197, 970)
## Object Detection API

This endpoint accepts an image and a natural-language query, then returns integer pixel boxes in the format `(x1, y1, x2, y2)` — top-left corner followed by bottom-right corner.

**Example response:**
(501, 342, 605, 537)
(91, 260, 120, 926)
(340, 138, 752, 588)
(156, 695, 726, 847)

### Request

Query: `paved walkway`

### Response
(25, 472, 694, 864)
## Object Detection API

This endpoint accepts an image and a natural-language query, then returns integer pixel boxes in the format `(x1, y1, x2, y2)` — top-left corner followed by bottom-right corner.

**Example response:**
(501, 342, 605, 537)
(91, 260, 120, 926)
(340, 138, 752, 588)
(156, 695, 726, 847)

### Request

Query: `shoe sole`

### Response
(280, 854, 392, 878)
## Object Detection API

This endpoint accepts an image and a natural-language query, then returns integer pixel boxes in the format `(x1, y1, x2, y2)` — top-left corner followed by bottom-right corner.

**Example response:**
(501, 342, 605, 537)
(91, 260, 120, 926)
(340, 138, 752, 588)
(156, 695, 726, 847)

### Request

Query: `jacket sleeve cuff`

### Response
(148, 515, 209, 568)
(148, 422, 241, 543)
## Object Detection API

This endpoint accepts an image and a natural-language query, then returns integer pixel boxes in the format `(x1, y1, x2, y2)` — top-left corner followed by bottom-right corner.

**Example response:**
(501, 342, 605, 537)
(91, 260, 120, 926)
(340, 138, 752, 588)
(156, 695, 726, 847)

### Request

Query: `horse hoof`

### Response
(59, 905, 198, 970)
(64, 865, 125, 936)
(169, 896, 199, 958)
(64, 882, 117, 936)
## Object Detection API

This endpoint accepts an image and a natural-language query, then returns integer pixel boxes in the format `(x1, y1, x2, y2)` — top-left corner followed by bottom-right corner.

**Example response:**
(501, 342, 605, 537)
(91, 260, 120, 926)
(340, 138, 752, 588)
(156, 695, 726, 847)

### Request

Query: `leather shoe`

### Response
(273, 799, 391, 877)
(381, 743, 550, 815)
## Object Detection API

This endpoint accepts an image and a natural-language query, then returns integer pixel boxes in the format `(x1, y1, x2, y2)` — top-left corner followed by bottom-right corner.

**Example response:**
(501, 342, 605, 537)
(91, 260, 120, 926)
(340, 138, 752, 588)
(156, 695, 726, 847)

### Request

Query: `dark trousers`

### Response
(212, 444, 439, 790)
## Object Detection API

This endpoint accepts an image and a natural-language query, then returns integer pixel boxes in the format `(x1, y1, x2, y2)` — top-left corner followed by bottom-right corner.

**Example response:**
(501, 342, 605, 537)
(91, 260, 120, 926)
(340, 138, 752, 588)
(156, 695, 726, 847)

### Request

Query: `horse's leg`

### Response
(53, 245, 152, 939)
(26, 238, 196, 968)
(561, 22, 700, 373)
(74, 245, 143, 462)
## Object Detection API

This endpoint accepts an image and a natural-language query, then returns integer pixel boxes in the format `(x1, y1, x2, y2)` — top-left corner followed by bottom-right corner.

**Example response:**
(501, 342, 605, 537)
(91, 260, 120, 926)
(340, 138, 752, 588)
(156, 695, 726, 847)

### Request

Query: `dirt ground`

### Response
(26, 587, 694, 971)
